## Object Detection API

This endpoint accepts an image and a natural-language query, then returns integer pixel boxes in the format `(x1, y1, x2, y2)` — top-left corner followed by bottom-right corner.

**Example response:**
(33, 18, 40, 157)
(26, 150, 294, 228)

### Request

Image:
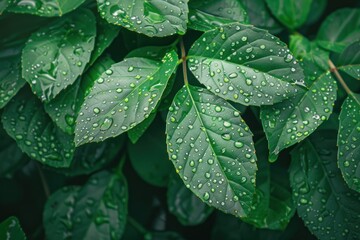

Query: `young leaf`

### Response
(7, 0, 86, 17)
(187, 23, 304, 106)
(0, 216, 26, 240)
(316, 8, 360, 53)
(167, 172, 214, 226)
(75, 50, 178, 146)
(44, 56, 115, 135)
(333, 41, 360, 80)
(166, 85, 257, 218)
(265, 0, 312, 29)
(97, 0, 189, 37)
(1, 88, 75, 168)
(188, 0, 248, 32)
(338, 94, 360, 192)
(289, 130, 360, 240)
(21, 9, 96, 102)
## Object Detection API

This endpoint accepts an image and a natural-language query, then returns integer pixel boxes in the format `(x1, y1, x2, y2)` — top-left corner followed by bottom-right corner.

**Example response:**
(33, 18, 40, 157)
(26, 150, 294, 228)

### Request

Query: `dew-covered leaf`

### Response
(44, 56, 115, 135)
(187, 23, 304, 106)
(128, 117, 173, 187)
(0, 216, 26, 240)
(333, 41, 360, 80)
(166, 85, 257, 218)
(289, 130, 360, 240)
(188, 0, 248, 32)
(127, 110, 157, 144)
(97, 0, 189, 37)
(265, 0, 312, 29)
(21, 9, 96, 102)
(7, 0, 86, 17)
(1, 88, 75, 168)
(243, 138, 295, 230)
(0, 39, 26, 109)
(167, 172, 214, 226)
(338, 94, 360, 192)
(75, 50, 178, 146)
(316, 8, 360, 53)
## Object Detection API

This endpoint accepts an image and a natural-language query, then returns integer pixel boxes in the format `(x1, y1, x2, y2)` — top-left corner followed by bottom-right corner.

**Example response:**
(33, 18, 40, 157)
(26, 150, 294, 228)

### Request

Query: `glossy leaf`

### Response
(334, 41, 360, 80)
(187, 23, 304, 106)
(338, 94, 360, 192)
(188, 0, 248, 32)
(265, 0, 312, 29)
(166, 85, 257, 218)
(22, 9, 96, 102)
(0, 216, 26, 240)
(127, 111, 157, 144)
(75, 50, 178, 146)
(44, 56, 115, 135)
(290, 131, 360, 240)
(7, 0, 86, 17)
(1, 88, 75, 168)
(317, 8, 360, 53)
(97, 0, 188, 37)
(167, 172, 214, 226)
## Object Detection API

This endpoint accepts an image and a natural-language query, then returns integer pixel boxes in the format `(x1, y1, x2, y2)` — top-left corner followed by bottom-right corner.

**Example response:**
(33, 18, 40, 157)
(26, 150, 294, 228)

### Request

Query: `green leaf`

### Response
(75, 50, 178, 146)
(0, 39, 26, 109)
(289, 130, 360, 240)
(187, 23, 304, 106)
(1, 88, 75, 168)
(21, 9, 96, 102)
(0, 0, 11, 15)
(316, 8, 360, 53)
(7, 0, 86, 17)
(338, 94, 360, 192)
(188, 0, 248, 32)
(333, 41, 360, 80)
(97, 0, 189, 37)
(128, 117, 173, 187)
(125, 45, 175, 61)
(44, 56, 115, 135)
(166, 85, 257, 218)
(127, 111, 157, 144)
(265, 0, 312, 29)
(167, 172, 214, 226)
(243, 138, 295, 230)
(305, 0, 327, 25)
(145, 232, 187, 240)
(0, 216, 26, 240)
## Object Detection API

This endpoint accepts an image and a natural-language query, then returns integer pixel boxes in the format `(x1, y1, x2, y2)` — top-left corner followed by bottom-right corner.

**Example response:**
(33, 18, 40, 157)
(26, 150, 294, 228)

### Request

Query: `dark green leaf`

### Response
(21, 9, 96, 102)
(289, 130, 360, 240)
(0, 216, 26, 240)
(167, 172, 213, 226)
(265, 0, 312, 29)
(166, 85, 257, 218)
(145, 231, 187, 240)
(333, 40, 360, 80)
(188, 0, 248, 32)
(7, 0, 86, 17)
(316, 8, 360, 53)
(44, 56, 115, 135)
(1, 88, 75, 168)
(97, 0, 188, 37)
(125, 45, 175, 60)
(188, 23, 304, 106)
(127, 110, 157, 144)
(0, 0, 11, 15)
(75, 50, 178, 146)
(305, 0, 327, 25)
(338, 94, 360, 192)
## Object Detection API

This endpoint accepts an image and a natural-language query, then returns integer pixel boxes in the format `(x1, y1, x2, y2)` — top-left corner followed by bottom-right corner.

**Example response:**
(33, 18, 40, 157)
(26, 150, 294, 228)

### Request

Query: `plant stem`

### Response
(127, 216, 148, 235)
(179, 38, 189, 85)
(36, 162, 50, 198)
(328, 59, 353, 96)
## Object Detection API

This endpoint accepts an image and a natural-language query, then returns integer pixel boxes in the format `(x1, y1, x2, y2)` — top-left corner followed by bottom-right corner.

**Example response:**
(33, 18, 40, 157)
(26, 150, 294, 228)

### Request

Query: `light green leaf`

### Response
(44, 56, 115, 135)
(21, 9, 96, 102)
(75, 50, 178, 146)
(7, 0, 86, 17)
(188, 0, 248, 32)
(243, 138, 295, 230)
(166, 85, 257, 218)
(289, 130, 360, 240)
(187, 23, 304, 106)
(1, 88, 75, 168)
(334, 41, 360, 80)
(167, 172, 214, 226)
(97, 0, 189, 37)
(338, 94, 360, 192)
(316, 8, 360, 53)
(0, 216, 26, 240)
(265, 0, 312, 29)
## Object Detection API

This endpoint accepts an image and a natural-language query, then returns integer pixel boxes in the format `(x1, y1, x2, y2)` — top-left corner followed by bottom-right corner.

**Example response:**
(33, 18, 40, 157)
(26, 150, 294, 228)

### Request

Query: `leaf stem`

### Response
(328, 59, 353, 96)
(127, 216, 148, 235)
(36, 162, 50, 198)
(179, 38, 189, 85)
